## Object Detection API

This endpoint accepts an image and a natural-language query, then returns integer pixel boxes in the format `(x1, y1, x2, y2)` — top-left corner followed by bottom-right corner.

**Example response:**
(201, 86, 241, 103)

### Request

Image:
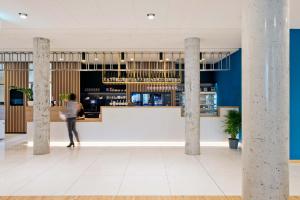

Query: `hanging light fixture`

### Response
(81, 52, 86, 62)
(200, 52, 205, 62)
(59, 52, 64, 61)
(94, 53, 99, 61)
(120, 52, 125, 62)
(159, 52, 163, 61)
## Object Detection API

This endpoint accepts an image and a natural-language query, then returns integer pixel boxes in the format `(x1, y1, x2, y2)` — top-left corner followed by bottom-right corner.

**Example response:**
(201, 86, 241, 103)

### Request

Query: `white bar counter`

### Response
(26, 106, 238, 144)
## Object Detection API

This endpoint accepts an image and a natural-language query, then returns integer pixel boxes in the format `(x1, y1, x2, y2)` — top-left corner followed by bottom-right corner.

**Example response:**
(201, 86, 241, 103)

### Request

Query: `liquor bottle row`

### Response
(105, 95, 127, 100)
(146, 85, 178, 91)
(105, 87, 126, 93)
(102, 77, 181, 83)
(84, 88, 101, 92)
(200, 86, 216, 92)
(108, 100, 128, 106)
(83, 87, 126, 93)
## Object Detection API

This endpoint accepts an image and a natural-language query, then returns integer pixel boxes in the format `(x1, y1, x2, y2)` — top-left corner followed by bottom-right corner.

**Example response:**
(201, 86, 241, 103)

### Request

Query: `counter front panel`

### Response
(26, 107, 238, 143)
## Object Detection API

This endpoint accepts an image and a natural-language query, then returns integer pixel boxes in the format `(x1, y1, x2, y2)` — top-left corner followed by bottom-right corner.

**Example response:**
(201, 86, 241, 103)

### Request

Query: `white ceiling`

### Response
(0, 0, 299, 51)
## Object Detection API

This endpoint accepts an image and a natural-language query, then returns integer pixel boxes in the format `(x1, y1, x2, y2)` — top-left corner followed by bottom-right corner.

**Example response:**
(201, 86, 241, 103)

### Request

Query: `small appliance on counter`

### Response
(81, 96, 101, 118)
(10, 89, 24, 106)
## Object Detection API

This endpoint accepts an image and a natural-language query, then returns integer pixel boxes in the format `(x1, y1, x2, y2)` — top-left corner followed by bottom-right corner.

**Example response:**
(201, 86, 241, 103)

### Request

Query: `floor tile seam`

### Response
(10, 150, 73, 195)
(3, 136, 27, 148)
(159, 147, 172, 195)
(193, 155, 226, 196)
(116, 148, 134, 195)
(0, 158, 34, 175)
(63, 153, 101, 195)
(0, 143, 37, 174)
(0, 153, 37, 176)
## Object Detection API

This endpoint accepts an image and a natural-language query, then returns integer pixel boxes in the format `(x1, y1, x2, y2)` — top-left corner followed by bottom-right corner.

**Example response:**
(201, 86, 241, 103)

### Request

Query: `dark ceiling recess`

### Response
(159, 52, 163, 61)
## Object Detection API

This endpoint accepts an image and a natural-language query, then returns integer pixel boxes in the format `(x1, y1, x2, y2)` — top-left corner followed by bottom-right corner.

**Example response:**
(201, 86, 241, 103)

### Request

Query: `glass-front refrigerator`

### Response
(153, 94, 162, 106)
(161, 93, 171, 106)
(142, 93, 151, 106)
(200, 92, 217, 116)
(131, 92, 171, 106)
(131, 93, 142, 106)
(180, 83, 218, 116)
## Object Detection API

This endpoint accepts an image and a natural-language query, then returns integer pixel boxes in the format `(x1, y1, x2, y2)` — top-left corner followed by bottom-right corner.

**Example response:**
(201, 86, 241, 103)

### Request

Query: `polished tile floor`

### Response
(0, 135, 300, 196)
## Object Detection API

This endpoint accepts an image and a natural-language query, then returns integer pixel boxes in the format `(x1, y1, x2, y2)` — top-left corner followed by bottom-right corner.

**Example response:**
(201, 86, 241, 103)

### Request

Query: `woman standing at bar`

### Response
(65, 93, 80, 147)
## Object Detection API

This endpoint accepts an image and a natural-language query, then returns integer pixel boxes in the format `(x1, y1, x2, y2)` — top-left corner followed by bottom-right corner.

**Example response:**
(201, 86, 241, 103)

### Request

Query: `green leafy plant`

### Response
(224, 110, 241, 139)
(59, 93, 70, 102)
(10, 86, 33, 101)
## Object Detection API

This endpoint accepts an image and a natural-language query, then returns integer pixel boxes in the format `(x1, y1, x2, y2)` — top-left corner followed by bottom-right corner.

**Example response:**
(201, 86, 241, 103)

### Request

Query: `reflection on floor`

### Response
(0, 135, 300, 196)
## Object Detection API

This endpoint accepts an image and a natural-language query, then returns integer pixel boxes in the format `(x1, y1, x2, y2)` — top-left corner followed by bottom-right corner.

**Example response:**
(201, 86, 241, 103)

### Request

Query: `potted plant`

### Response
(59, 93, 70, 106)
(224, 110, 241, 149)
(10, 86, 34, 106)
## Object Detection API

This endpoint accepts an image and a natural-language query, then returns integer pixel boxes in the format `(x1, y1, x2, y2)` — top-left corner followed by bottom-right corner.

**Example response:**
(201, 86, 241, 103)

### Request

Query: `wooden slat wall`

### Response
(51, 62, 80, 106)
(4, 62, 29, 133)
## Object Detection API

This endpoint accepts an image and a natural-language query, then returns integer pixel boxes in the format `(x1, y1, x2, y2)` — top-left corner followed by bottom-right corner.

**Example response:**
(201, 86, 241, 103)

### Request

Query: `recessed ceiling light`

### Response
(59, 58, 64, 61)
(165, 58, 170, 61)
(130, 58, 134, 61)
(147, 13, 155, 20)
(94, 58, 99, 61)
(18, 13, 28, 19)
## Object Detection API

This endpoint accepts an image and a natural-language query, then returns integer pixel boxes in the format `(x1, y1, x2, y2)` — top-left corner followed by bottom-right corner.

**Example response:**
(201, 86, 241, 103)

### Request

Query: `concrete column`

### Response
(33, 37, 50, 155)
(184, 37, 200, 155)
(242, 0, 289, 199)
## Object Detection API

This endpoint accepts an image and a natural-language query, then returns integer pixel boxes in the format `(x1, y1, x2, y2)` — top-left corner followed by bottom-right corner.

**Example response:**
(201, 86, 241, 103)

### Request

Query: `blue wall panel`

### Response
(290, 29, 300, 160)
(215, 49, 242, 108)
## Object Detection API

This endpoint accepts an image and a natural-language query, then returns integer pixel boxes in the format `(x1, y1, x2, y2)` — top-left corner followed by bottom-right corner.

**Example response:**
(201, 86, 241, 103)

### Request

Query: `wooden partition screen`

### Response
(51, 62, 80, 106)
(4, 62, 29, 133)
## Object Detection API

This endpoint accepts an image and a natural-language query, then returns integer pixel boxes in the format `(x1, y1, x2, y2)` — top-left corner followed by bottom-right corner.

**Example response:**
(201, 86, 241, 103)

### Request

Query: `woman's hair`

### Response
(69, 93, 76, 101)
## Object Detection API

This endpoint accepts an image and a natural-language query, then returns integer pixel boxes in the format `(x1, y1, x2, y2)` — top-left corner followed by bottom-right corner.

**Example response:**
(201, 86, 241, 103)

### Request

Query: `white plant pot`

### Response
(27, 101, 34, 106)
